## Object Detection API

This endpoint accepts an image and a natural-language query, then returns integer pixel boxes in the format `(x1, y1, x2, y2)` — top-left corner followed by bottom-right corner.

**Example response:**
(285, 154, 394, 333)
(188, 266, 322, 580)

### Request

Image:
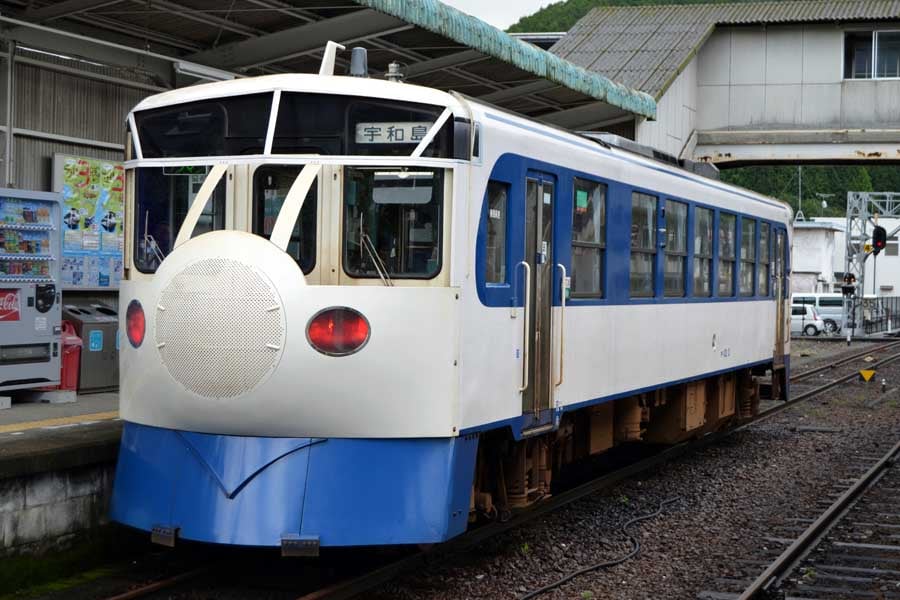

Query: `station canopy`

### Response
(0, 0, 656, 129)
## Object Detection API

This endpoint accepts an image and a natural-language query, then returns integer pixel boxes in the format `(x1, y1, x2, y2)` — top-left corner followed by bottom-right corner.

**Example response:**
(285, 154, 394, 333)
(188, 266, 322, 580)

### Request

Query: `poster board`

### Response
(52, 154, 125, 290)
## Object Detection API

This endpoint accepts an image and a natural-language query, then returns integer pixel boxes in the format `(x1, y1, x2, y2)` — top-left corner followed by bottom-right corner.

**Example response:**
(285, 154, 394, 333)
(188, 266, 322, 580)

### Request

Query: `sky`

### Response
(440, 0, 553, 30)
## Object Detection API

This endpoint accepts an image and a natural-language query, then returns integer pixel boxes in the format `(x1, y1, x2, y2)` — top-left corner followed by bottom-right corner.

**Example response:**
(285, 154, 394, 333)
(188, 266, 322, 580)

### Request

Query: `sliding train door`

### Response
(521, 173, 556, 429)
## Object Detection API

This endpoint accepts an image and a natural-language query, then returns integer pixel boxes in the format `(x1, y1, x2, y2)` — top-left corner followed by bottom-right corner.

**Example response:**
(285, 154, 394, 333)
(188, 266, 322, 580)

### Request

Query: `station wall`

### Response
(0, 43, 150, 191)
(695, 23, 900, 132)
(635, 59, 698, 158)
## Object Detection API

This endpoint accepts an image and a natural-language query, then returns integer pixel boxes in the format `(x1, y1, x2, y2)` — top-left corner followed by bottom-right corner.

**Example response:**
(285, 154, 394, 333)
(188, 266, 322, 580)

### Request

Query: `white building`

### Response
(791, 221, 842, 293)
(551, 1, 900, 165)
(812, 217, 900, 296)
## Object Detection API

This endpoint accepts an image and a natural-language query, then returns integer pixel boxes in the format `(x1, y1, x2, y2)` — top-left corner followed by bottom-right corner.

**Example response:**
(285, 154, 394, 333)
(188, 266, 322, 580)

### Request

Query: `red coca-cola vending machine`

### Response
(0, 189, 62, 392)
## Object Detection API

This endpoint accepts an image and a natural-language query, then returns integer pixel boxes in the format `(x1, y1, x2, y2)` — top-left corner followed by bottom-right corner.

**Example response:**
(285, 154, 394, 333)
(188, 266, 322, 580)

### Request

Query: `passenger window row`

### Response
(484, 177, 784, 302)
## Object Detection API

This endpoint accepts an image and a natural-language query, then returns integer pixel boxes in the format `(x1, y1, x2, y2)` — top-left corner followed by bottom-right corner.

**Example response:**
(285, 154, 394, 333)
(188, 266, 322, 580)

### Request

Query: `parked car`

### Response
(792, 293, 844, 333)
(791, 304, 825, 336)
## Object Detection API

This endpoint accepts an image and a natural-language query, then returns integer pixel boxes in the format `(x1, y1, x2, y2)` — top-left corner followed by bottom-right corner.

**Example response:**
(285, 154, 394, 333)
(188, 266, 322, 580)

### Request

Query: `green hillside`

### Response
(508, 0, 764, 33)
(509, 0, 900, 213)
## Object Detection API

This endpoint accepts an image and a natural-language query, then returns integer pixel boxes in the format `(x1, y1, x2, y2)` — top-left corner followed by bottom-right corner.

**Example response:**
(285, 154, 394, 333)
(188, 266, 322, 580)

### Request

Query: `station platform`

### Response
(0, 391, 120, 479)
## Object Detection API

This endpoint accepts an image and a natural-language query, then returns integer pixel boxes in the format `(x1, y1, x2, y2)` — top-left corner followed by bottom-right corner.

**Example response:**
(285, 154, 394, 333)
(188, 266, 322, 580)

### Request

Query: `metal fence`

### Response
(862, 296, 900, 335)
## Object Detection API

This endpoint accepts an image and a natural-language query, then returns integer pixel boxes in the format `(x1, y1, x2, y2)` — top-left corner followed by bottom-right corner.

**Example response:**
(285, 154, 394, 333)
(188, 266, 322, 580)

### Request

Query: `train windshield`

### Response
(343, 167, 444, 279)
(132, 92, 470, 159)
(135, 94, 272, 158)
(252, 165, 317, 275)
(133, 166, 226, 273)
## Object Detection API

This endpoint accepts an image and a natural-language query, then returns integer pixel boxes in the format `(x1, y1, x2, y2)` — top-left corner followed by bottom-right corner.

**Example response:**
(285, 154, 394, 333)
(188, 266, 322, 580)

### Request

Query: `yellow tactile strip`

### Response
(0, 411, 119, 434)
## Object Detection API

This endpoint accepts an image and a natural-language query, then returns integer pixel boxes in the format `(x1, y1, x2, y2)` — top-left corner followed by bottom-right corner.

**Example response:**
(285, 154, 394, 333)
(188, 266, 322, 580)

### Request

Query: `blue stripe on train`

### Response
(110, 422, 478, 547)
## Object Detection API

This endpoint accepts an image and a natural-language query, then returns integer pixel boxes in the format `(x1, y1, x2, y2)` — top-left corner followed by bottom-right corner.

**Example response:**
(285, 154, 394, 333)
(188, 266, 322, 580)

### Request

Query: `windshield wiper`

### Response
(358, 217, 392, 287)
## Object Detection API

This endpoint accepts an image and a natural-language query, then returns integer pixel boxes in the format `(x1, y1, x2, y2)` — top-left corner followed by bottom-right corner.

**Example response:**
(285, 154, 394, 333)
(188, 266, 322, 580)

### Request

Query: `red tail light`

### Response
(126, 299, 145, 348)
(307, 307, 370, 356)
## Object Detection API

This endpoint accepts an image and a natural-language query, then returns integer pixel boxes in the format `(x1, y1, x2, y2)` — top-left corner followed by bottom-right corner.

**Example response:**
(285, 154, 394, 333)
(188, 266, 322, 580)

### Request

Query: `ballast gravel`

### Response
(371, 340, 900, 600)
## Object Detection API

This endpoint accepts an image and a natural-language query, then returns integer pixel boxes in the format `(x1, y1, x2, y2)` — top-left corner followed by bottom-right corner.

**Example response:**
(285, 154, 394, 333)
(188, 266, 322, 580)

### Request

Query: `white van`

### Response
(792, 293, 845, 333)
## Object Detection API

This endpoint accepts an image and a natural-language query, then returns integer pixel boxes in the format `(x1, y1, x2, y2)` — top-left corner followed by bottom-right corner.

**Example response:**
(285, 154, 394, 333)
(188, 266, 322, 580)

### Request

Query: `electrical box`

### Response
(0, 189, 62, 392)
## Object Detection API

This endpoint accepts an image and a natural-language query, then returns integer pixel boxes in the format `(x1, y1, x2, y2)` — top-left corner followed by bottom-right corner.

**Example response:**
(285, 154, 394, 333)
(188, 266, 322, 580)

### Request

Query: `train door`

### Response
(774, 229, 787, 364)
(521, 173, 556, 429)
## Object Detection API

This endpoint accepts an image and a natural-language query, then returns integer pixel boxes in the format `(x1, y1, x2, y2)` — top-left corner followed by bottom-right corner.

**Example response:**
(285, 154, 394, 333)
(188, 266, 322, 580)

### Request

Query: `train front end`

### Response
(110, 74, 476, 552)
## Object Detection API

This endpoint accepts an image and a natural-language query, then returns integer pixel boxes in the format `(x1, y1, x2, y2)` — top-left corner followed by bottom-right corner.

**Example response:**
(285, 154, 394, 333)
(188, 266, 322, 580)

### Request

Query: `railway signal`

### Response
(873, 225, 887, 255)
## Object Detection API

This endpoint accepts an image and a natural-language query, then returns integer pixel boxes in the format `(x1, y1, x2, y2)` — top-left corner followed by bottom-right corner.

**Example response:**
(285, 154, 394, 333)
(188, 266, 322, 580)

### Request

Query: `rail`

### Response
(736, 438, 900, 600)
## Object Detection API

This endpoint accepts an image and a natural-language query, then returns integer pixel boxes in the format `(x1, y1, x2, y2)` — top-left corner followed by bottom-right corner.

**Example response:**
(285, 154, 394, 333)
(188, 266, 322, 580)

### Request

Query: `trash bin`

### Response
(62, 302, 119, 392)
(59, 320, 83, 391)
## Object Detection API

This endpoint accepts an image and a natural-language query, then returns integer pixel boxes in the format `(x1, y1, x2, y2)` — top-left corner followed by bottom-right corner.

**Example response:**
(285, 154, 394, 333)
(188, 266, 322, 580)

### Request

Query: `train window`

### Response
(693, 207, 713, 297)
(664, 200, 687, 297)
(759, 223, 770, 296)
(740, 219, 757, 296)
(718, 213, 736, 297)
(273, 93, 454, 157)
(343, 167, 444, 279)
(133, 166, 226, 273)
(795, 296, 815, 306)
(252, 166, 317, 275)
(571, 178, 606, 298)
(630, 192, 657, 298)
(135, 93, 272, 158)
(485, 181, 508, 284)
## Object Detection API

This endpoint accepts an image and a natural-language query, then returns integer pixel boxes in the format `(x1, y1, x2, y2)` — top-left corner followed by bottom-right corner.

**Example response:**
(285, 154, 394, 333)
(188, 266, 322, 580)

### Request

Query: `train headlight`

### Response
(306, 307, 370, 356)
(126, 299, 145, 348)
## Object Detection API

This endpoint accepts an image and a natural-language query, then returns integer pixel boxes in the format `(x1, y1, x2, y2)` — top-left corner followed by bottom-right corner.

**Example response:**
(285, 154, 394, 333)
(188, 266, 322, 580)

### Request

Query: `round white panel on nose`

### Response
(155, 256, 285, 399)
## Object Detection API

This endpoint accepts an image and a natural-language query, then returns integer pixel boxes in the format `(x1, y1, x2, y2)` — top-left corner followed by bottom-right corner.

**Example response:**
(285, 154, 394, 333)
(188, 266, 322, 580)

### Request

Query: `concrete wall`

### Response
(0, 463, 114, 556)
(635, 59, 697, 157)
(792, 226, 839, 293)
(695, 24, 900, 131)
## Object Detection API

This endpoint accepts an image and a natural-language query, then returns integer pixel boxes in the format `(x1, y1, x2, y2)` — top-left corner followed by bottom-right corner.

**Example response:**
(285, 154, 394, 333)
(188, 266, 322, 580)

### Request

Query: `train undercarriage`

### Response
(470, 366, 779, 520)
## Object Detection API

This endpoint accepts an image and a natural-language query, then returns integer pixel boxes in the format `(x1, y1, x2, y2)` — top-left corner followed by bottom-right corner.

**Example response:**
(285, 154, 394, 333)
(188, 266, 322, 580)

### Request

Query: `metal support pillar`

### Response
(843, 192, 900, 338)
(4, 39, 14, 187)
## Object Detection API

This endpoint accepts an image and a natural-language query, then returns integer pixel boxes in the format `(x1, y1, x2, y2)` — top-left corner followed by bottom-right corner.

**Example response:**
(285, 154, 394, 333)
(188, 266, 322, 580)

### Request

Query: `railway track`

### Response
(699, 439, 900, 600)
(100, 346, 900, 600)
(790, 340, 900, 384)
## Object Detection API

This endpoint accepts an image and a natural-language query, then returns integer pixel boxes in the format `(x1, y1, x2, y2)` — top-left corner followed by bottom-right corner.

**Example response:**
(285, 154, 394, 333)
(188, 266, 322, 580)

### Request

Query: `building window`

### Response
(845, 31, 900, 79)
(631, 192, 657, 297)
(759, 223, 770, 296)
(664, 200, 687, 297)
(740, 218, 756, 296)
(571, 178, 606, 298)
(485, 181, 508, 284)
(694, 206, 713, 297)
(719, 213, 736, 296)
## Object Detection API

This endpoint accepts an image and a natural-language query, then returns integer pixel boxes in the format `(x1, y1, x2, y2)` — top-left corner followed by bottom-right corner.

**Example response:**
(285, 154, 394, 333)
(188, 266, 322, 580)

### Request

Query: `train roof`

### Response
(129, 73, 465, 115)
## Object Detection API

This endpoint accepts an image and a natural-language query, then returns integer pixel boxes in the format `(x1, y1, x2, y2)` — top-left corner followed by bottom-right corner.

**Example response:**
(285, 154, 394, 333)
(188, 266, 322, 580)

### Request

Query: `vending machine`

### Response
(0, 189, 62, 392)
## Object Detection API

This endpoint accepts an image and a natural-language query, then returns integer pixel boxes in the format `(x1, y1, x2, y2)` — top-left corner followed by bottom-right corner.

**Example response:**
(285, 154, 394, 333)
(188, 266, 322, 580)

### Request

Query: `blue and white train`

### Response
(110, 55, 792, 553)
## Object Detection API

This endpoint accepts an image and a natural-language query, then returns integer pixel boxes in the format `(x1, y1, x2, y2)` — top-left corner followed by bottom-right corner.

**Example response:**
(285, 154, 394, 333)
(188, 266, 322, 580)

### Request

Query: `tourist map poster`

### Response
(52, 153, 125, 289)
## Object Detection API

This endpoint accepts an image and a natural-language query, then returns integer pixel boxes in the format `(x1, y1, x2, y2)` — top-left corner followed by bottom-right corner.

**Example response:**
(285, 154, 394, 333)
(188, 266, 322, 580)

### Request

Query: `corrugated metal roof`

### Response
(357, 0, 656, 118)
(553, 0, 900, 99)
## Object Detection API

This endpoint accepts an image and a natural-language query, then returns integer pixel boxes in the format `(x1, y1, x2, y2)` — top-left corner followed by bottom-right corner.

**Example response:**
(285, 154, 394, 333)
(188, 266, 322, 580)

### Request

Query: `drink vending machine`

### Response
(0, 189, 62, 392)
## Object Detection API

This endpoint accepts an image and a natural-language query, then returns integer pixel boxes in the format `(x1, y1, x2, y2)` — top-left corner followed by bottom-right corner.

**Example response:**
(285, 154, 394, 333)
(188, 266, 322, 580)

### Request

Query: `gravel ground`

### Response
(370, 356, 900, 600)
(790, 339, 883, 372)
